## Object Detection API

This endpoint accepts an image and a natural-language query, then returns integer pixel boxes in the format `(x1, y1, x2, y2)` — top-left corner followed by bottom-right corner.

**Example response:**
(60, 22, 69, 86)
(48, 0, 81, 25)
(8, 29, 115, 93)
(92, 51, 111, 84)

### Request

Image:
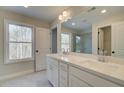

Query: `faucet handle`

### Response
(62, 48, 66, 54)
(67, 48, 70, 54)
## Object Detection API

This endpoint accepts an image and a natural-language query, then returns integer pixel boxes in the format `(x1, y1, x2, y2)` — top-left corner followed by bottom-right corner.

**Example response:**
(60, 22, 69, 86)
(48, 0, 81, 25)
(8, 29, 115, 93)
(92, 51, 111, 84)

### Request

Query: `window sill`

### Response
(4, 58, 34, 65)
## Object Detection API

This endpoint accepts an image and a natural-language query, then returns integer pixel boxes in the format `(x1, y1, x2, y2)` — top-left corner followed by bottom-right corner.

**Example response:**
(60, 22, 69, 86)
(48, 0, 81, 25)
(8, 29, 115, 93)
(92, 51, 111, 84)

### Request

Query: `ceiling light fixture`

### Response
(63, 11, 68, 17)
(58, 15, 63, 20)
(101, 9, 107, 13)
(58, 10, 71, 23)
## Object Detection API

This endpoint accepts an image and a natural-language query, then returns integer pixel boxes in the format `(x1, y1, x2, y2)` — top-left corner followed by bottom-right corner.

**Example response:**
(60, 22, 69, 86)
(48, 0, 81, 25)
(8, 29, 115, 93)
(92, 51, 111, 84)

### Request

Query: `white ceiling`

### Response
(0, 6, 69, 23)
(0, 6, 124, 31)
(62, 6, 124, 31)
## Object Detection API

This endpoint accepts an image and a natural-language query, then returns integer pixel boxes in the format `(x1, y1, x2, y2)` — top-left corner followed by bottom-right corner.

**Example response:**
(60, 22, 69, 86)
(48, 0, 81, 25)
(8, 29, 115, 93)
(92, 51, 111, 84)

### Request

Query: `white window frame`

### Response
(61, 32, 72, 51)
(4, 19, 35, 64)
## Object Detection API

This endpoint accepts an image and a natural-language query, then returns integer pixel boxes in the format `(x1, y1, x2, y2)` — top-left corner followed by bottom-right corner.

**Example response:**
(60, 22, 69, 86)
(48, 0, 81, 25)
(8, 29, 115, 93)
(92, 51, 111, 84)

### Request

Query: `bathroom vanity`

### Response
(46, 6, 124, 87)
(46, 53, 124, 87)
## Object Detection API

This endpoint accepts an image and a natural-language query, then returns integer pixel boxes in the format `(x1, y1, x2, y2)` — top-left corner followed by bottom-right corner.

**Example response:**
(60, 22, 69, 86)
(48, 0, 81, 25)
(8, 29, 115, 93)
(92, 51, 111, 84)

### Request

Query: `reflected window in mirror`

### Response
(75, 35, 81, 53)
(61, 33, 71, 52)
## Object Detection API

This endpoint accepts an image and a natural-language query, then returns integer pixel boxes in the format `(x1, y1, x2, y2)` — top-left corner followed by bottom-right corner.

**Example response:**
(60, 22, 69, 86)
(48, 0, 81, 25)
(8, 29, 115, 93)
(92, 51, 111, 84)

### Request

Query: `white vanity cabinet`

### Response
(46, 57, 59, 87)
(46, 56, 122, 87)
(59, 62, 68, 87)
(69, 75, 90, 87)
(69, 66, 120, 87)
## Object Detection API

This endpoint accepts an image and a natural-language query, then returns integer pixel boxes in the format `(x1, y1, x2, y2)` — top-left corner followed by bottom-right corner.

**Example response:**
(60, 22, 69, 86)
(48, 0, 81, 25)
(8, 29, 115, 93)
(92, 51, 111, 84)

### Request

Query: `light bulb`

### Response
(63, 11, 68, 17)
(58, 15, 63, 20)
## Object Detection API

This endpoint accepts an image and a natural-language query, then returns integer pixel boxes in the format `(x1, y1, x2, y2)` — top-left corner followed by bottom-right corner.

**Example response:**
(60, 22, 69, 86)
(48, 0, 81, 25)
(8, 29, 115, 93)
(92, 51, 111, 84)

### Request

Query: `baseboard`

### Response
(0, 69, 34, 81)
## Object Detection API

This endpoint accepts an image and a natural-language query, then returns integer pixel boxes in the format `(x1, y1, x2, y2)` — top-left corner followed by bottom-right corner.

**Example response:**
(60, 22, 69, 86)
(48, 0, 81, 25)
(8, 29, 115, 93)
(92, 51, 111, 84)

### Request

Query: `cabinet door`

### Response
(52, 66, 59, 87)
(46, 57, 59, 87)
(60, 70, 68, 87)
(46, 58, 52, 82)
(69, 75, 90, 87)
(59, 62, 68, 87)
(69, 66, 120, 87)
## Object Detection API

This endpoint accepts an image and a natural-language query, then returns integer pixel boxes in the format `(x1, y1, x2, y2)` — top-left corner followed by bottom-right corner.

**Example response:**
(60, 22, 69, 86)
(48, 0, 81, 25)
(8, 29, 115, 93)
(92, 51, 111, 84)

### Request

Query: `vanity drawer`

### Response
(60, 62, 68, 71)
(69, 66, 120, 87)
(60, 70, 68, 81)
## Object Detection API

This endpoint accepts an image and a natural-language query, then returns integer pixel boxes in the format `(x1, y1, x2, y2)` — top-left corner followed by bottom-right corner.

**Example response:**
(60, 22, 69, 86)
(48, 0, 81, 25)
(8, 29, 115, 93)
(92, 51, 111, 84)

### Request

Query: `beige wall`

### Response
(92, 15, 124, 55)
(0, 9, 49, 79)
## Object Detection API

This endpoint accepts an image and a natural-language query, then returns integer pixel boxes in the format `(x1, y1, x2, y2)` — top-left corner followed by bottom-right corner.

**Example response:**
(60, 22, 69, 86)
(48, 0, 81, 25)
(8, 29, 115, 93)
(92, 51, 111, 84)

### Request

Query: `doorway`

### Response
(35, 27, 50, 72)
(98, 26, 111, 56)
(51, 27, 57, 53)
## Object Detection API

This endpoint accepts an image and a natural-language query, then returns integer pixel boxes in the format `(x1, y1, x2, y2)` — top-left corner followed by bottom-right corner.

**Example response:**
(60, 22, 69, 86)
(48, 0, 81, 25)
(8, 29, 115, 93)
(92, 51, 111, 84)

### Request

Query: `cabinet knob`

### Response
(112, 51, 115, 54)
(36, 50, 39, 53)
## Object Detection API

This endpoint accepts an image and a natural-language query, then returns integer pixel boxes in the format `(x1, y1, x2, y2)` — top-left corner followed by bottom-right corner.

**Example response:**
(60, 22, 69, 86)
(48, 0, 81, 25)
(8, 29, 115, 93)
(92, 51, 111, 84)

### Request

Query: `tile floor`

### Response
(0, 71, 52, 87)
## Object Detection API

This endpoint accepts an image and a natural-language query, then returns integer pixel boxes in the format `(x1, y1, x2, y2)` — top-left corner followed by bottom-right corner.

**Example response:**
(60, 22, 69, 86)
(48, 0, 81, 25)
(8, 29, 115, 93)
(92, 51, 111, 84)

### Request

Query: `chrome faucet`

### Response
(98, 50, 107, 62)
(62, 48, 70, 55)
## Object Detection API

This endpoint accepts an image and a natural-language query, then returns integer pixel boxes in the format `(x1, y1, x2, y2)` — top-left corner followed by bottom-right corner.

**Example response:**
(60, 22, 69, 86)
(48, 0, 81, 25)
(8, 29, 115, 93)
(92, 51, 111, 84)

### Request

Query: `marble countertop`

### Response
(47, 54, 124, 86)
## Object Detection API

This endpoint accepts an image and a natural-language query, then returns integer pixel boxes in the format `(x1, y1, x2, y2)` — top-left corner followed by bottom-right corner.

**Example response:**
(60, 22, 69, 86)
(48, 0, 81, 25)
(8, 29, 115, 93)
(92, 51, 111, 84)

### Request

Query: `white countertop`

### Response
(47, 54, 124, 86)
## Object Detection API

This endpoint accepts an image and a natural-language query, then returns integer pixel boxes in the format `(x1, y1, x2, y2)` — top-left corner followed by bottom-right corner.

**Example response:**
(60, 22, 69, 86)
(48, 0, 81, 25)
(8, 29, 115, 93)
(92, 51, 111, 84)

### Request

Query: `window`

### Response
(61, 33, 71, 52)
(75, 35, 81, 52)
(4, 20, 34, 64)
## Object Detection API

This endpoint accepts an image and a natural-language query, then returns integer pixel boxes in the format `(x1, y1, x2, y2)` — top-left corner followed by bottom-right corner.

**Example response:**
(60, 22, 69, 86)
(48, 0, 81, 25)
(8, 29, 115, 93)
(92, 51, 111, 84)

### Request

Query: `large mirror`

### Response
(61, 18, 92, 54)
(60, 6, 124, 58)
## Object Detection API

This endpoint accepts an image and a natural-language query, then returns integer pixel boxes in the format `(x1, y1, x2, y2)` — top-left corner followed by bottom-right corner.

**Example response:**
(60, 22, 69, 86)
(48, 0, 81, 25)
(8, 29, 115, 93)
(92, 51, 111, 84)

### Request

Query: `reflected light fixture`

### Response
(63, 11, 68, 17)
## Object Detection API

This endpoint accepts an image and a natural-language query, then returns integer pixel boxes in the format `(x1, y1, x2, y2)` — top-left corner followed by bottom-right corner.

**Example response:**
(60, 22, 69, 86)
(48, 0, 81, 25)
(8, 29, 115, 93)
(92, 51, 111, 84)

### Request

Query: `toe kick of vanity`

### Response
(46, 55, 124, 87)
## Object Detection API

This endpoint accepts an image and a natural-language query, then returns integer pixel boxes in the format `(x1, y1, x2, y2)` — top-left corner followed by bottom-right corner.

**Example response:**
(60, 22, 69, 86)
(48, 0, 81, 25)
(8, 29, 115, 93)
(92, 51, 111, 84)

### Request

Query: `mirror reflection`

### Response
(60, 6, 124, 58)
(98, 26, 111, 56)
(61, 18, 92, 54)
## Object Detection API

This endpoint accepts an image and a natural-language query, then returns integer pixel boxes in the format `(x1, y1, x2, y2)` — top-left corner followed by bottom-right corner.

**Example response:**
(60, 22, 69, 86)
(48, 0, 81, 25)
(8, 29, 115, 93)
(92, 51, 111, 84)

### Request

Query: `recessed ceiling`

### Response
(0, 6, 69, 23)
(62, 6, 124, 31)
